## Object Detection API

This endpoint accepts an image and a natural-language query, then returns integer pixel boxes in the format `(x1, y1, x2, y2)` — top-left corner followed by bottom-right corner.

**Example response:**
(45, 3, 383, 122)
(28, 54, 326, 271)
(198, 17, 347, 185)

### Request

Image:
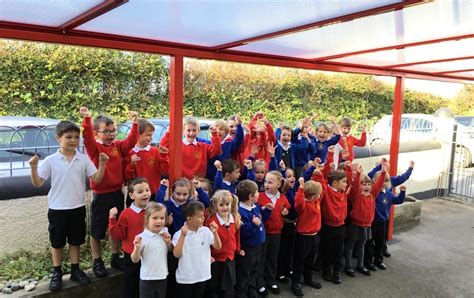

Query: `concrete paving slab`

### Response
(276, 198, 474, 297)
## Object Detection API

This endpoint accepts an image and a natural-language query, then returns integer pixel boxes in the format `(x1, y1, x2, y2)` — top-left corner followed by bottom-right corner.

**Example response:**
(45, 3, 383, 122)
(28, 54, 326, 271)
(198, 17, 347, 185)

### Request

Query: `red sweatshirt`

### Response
(348, 171, 386, 227)
(338, 133, 366, 162)
(108, 206, 145, 254)
(258, 192, 290, 234)
(314, 165, 352, 227)
(206, 214, 241, 262)
(82, 117, 139, 194)
(160, 131, 222, 179)
(124, 146, 169, 193)
(247, 117, 276, 169)
(294, 188, 322, 235)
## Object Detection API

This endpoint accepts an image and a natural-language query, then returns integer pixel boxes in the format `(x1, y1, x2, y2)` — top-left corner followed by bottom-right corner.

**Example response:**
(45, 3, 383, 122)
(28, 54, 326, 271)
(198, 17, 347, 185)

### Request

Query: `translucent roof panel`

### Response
(76, 0, 402, 47)
(328, 38, 474, 66)
(399, 59, 474, 73)
(232, 0, 474, 59)
(0, 0, 103, 27)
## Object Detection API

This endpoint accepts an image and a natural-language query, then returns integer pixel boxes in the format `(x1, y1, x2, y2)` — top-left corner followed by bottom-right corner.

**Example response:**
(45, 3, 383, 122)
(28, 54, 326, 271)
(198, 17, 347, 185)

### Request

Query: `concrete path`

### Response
(277, 198, 474, 297)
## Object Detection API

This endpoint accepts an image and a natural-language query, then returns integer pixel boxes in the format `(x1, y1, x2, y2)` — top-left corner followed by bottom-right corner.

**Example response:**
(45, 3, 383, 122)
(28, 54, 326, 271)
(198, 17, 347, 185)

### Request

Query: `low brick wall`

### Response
(394, 196, 422, 231)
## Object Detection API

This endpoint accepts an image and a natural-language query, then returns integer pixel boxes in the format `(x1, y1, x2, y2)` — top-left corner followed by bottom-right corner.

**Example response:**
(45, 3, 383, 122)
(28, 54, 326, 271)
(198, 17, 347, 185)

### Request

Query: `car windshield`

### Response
(455, 117, 474, 128)
(0, 125, 60, 177)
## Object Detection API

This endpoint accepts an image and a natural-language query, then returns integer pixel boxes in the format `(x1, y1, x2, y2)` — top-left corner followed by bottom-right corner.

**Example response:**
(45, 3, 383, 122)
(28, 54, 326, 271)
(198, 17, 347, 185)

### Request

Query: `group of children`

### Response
(29, 108, 414, 298)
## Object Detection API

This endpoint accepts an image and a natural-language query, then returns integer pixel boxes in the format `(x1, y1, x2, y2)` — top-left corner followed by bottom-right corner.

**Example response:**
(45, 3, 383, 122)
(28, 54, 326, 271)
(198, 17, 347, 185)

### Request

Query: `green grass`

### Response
(0, 236, 111, 282)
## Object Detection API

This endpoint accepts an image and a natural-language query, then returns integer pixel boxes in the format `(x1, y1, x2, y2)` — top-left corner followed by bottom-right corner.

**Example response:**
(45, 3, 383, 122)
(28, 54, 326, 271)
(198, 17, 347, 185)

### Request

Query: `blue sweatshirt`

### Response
(311, 134, 341, 163)
(238, 202, 271, 248)
(206, 124, 244, 179)
(374, 190, 406, 222)
(155, 185, 210, 235)
(292, 127, 316, 167)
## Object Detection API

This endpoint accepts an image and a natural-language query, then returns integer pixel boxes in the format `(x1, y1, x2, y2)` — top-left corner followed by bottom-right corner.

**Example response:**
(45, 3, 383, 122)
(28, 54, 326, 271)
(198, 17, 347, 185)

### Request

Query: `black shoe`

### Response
(366, 263, 377, 271)
(356, 266, 371, 276)
(268, 284, 280, 295)
(49, 270, 62, 291)
(374, 262, 387, 270)
(257, 287, 268, 297)
(70, 268, 92, 285)
(345, 267, 355, 277)
(110, 254, 124, 271)
(322, 270, 333, 282)
(93, 258, 108, 278)
(304, 279, 322, 289)
(277, 275, 290, 284)
(383, 250, 392, 258)
(333, 271, 342, 284)
(291, 283, 304, 297)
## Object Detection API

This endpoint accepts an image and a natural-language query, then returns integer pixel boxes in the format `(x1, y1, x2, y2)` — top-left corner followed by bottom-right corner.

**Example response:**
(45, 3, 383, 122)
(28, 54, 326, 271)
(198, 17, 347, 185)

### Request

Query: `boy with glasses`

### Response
(80, 106, 139, 278)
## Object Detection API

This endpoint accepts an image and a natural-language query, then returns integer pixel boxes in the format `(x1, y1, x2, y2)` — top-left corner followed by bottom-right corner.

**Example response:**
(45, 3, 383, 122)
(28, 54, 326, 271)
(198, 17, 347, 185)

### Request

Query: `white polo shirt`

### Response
(172, 226, 214, 284)
(139, 228, 169, 280)
(38, 150, 97, 210)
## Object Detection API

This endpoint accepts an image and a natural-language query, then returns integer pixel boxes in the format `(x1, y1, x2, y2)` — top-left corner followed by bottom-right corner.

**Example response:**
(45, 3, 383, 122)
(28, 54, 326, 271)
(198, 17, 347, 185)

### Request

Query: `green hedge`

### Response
(0, 40, 450, 124)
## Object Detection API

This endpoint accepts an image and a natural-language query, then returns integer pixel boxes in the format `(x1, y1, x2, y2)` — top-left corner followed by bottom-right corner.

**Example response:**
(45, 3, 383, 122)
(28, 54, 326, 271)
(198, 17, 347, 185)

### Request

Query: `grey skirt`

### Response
(346, 222, 371, 242)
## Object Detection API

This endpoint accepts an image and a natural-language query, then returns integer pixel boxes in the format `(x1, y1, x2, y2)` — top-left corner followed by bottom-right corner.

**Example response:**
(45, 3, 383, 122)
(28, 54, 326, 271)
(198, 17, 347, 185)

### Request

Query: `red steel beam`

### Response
(59, 0, 128, 32)
(168, 55, 184, 183)
(313, 33, 474, 62)
(387, 77, 404, 241)
(435, 68, 474, 75)
(384, 55, 474, 68)
(212, 0, 424, 51)
(0, 26, 473, 84)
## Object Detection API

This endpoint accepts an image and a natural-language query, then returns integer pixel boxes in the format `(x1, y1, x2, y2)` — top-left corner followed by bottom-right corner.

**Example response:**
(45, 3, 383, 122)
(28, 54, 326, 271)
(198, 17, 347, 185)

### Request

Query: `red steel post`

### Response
(169, 55, 184, 183)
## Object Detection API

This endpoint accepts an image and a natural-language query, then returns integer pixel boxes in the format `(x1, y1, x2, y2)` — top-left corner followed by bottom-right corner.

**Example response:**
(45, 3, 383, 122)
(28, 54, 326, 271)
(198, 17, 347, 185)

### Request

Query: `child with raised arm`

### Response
(338, 117, 366, 162)
(235, 180, 270, 298)
(109, 177, 152, 298)
(206, 190, 244, 298)
(155, 178, 210, 236)
(80, 106, 139, 276)
(247, 111, 277, 169)
(291, 177, 324, 296)
(124, 119, 169, 193)
(314, 161, 352, 285)
(206, 115, 244, 180)
(131, 202, 172, 298)
(312, 120, 341, 164)
(213, 159, 241, 194)
(160, 115, 221, 179)
(29, 120, 109, 291)
(172, 201, 222, 298)
(364, 163, 408, 271)
(274, 124, 296, 171)
(344, 163, 387, 277)
(257, 171, 291, 295)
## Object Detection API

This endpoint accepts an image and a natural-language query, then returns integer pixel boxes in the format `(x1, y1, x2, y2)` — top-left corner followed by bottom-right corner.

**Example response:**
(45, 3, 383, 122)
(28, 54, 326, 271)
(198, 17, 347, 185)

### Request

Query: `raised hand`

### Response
(252, 215, 261, 226)
(267, 142, 275, 157)
(133, 235, 142, 249)
(162, 232, 172, 245)
(249, 143, 259, 157)
(234, 115, 242, 125)
(279, 160, 286, 170)
(160, 179, 169, 188)
(79, 106, 90, 117)
(109, 207, 118, 219)
(298, 177, 305, 188)
(399, 185, 407, 191)
(158, 146, 169, 154)
(192, 179, 201, 189)
(99, 153, 110, 165)
(28, 155, 40, 168)
(214, 160, 222, 171)
(181, 223, 188, 236)
(409, 160, 415, 168)
(209, 221, 219, 233)
(130, 111, 138, 123)
(243, 159, 253, 169)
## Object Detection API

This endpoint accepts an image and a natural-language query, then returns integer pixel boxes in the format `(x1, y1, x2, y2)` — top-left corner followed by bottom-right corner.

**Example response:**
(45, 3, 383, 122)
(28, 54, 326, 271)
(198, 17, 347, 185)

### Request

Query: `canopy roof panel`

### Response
(0, 0, 472, 83)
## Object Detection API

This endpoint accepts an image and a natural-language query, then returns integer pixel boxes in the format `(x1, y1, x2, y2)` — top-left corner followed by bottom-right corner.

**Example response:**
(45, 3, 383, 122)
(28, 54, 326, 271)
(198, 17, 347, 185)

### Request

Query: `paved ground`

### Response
(276, 198, 474, 297)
